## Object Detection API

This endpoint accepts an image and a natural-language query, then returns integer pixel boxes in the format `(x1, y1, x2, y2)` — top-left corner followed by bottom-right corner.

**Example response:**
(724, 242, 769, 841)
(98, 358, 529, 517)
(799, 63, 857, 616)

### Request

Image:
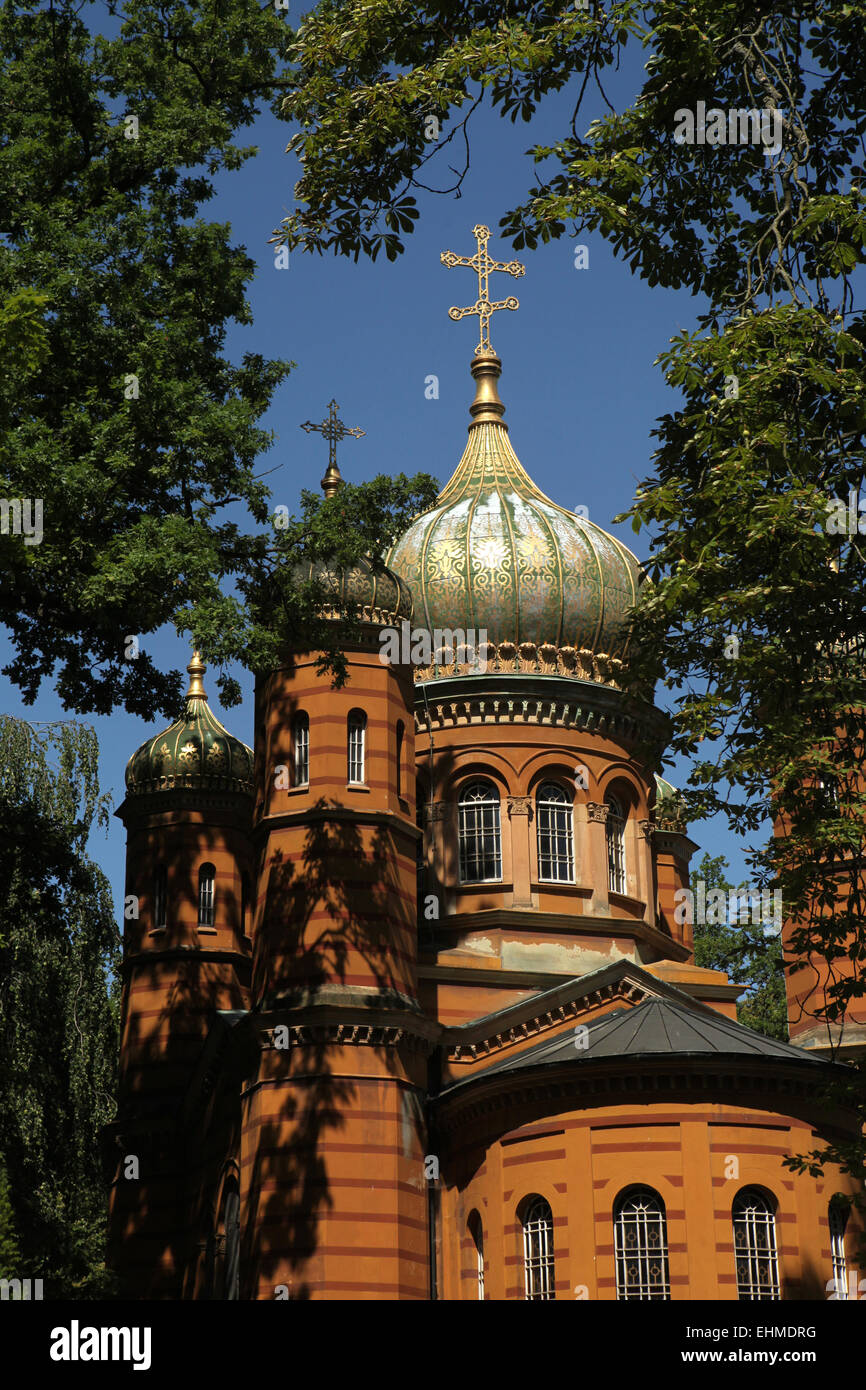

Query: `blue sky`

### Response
(1, 21, 755, 911)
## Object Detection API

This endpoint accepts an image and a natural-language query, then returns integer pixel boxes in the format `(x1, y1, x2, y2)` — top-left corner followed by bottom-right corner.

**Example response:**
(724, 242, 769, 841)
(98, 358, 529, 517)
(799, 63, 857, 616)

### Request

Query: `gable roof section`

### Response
(441, 958, 738, 1067)
(443, 996, 833, 1096)
(438, 959, 845, 1083)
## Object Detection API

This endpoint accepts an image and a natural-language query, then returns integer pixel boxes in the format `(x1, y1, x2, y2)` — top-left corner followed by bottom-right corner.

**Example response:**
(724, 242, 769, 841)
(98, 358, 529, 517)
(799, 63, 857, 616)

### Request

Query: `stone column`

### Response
(507, 796, 533, 909)
(638, 820, 657, 928)
(585, 802, 610, 917)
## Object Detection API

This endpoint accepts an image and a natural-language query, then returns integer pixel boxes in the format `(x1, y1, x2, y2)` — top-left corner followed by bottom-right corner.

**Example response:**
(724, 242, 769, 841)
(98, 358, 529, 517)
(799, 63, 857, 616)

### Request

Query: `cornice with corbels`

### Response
(445, 978, 652, 1065)
(414, 693, 652, 745)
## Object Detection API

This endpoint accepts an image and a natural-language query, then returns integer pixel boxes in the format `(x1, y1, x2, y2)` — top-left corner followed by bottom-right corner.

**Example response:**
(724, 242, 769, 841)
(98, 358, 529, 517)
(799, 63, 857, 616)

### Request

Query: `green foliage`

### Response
(0, 716, 121, 1297)
(692, 853, 788, 1041)
(0, 0, 439, 719)
(0, 1155, 20, 1277)
(0, 0, 296, 717)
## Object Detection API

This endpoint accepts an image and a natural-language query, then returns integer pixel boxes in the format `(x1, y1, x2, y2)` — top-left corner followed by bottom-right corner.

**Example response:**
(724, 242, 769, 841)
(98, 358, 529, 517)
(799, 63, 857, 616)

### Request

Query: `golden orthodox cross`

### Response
(300, 398, 365, 498)
(440, 224, 525, 355)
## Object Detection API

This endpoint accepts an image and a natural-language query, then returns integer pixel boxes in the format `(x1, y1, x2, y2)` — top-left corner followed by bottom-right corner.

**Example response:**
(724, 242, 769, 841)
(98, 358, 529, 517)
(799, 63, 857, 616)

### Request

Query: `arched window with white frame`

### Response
(292, 712, 309, 787)
(614, 1187, 670, 1300)
(198, 862, 216, 928)
(521, 1195, 555, 1300)
(606, 794, 627, 895)
(733, 1188, 780, 1300)
(468, 1211, 485, 1300)
(347, 709, 366, 785)
(536, 781, 574, 882)
(829, 1199, 850, 1299)
(458, 780, 501, 883)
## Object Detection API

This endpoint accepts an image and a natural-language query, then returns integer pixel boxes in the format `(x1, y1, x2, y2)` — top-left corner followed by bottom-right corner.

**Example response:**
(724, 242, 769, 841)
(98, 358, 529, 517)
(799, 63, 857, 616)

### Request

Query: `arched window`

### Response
(458, 780, 501, 883)
(198, 862, 216, 928)
(829, 1200, 849, 1300)
(292, 712, 309, 787)
(522, 1196, 555, 1300)
(468, 1211, 484, 1300)
(348, 709, 367, 785)
(606, 795, 627, 895)
(396, 720, 404, 798)
(733, 1188, 780, 1300)
(817, 775, 839, 810)
(536, 782, 574, 882)
(614, 1188, 670, 1300)
(153, 864, 167, 930)
(222, 1181, 240, 1301)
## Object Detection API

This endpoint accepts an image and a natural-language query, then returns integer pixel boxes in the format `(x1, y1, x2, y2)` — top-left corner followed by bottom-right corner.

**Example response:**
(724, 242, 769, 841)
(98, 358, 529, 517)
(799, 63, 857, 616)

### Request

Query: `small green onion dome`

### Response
(292, 555, 413, 628)
(124, 652, 253, 797)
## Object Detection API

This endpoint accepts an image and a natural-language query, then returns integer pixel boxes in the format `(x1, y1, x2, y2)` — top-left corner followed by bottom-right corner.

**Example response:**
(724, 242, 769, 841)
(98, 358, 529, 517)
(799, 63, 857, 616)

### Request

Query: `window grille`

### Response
(458, 781, 502, 883)
(153, 864, 167, 929)
(522, 1196, 555, 1300)
(733, 1189, 780, 1300)
(817, 776, 840, 810)
(469, 1213, 484, 1300)
(198, 863, 216, 928)
(536, 782, 574, 882)
(614, 1189, 670, 1300)
(348, 710, 366, 784)
(606, 795, 627, 895)
(829, 1202, 849, 1300)
(293, 713, 309, 786)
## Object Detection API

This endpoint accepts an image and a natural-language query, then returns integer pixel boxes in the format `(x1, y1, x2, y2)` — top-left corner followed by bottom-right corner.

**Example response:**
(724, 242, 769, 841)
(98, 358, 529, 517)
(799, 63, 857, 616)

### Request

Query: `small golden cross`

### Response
(441, 224, 525, 355)
(300, 398, 365, 498)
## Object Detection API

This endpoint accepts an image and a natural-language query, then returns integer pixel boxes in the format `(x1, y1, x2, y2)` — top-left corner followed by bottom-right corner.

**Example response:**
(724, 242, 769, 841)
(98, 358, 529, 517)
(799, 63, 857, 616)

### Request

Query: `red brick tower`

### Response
(107, 653, 254, 1296)
(777, 762, 866, 1059)
(241, 559, 434, 1299)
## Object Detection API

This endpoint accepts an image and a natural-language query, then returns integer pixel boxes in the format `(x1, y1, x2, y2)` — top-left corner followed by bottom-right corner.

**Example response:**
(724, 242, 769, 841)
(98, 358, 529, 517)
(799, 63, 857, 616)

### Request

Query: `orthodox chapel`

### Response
(106, 228, 865, 1301)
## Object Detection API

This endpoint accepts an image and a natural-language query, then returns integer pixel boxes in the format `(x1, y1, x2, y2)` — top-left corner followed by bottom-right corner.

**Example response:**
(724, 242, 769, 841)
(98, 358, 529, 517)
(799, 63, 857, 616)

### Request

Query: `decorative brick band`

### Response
(437, 1061, 839, 1132)
(415, 695, 647, 744)
(262, 1021, 436, 1055)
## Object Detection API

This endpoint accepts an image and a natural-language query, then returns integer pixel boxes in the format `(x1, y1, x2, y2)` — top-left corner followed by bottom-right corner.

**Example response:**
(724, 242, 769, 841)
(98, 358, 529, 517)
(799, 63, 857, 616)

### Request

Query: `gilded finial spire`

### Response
(441, 224, 525, 357)
(185, 650, 207, 702)
(300, 398, 366, 498)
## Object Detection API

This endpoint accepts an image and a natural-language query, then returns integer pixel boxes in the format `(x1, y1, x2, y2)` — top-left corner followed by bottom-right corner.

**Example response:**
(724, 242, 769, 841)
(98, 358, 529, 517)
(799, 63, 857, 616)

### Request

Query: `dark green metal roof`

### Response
(442, 996, 835, 1096)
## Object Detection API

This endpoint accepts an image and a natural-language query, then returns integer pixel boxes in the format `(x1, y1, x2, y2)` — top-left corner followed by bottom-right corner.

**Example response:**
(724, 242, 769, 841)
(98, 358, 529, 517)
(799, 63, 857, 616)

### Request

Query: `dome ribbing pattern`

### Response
(387, 353, 641, 685)
(125, 653, 253, 797)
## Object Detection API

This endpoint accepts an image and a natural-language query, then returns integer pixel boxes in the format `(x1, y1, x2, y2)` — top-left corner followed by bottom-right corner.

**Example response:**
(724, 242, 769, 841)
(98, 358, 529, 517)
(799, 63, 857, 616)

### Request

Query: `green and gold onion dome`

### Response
(292, 555, 413, 629)
(387, 350, 642, 687)
(125, 652, 254, 796)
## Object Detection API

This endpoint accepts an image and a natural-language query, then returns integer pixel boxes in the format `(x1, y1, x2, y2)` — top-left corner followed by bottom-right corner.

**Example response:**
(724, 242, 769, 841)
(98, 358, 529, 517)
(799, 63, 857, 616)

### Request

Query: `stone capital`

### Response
(586, 801, 610, 824)
(507, 796, 532, 818)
